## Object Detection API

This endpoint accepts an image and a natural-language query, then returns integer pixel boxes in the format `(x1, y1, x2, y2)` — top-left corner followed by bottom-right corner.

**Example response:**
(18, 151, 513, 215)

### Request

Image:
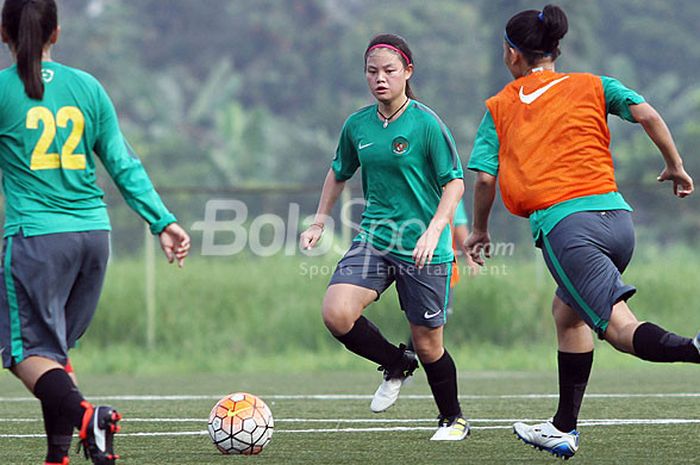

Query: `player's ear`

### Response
(404, 63, 414, 81)
(49, 25, 60, 45)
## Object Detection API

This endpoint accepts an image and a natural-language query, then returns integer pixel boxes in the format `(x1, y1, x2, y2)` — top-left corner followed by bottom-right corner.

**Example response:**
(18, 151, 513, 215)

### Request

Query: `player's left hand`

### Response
(159, 223, 191, 268)
(466, 230, 491, 266)
(658, 165, 694, 198)
(458, 237, 482, 276)
(413, 225, 441, 269)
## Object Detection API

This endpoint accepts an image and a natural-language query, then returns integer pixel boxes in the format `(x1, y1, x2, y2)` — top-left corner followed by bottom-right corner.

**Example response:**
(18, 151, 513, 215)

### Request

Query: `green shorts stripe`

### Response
(3, 236, 23, 363)
(542, 234, 606, 331)
(442, 262, 452, 324)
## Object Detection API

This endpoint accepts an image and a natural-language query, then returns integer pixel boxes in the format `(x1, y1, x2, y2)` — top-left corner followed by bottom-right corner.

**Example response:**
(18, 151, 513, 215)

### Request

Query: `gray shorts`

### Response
(328, 242, 452, 328)
(0, 231, 110, 368)
(538, 210, 636, 337)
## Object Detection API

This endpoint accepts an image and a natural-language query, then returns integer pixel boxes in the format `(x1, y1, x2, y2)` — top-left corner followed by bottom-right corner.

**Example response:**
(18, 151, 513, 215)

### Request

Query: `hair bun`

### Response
(541, 4, 568, 43)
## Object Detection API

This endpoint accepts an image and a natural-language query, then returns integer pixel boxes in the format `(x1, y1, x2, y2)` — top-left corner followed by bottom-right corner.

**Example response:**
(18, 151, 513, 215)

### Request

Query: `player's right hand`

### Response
(465, 230, 491, 266)
(299, 224, 324, 250)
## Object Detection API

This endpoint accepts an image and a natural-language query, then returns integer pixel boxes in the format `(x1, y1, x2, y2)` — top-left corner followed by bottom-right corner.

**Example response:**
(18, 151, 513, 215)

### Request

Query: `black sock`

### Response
(41, 401, 73, 463)
(34, 368, 88, 431)
(632, 322, 700, 363)
(552, 351, 593, 432)
(423, 350, 461, 419)
(335, 316, 401, 367)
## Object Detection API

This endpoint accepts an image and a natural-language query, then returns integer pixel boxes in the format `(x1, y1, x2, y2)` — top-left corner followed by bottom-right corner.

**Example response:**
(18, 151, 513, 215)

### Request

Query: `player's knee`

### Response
(411, 331, 444, 364)
(321, 300, 356, 335)
(414, 344, 444, 364)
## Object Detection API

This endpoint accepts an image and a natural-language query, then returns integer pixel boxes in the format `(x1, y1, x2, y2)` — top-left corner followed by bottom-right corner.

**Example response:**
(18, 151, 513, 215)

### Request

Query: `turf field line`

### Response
(4, 419, 700, 439)
(0, 417, 542, 423)
(3, 392, 700, 402)
(3, 417, 700, 424)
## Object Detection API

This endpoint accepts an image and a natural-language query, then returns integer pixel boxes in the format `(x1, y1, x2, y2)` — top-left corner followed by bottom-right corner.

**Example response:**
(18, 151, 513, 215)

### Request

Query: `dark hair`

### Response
(505, 4, 568, 64)
(1, 0, 58, 100)
(364, 33, 416, 100)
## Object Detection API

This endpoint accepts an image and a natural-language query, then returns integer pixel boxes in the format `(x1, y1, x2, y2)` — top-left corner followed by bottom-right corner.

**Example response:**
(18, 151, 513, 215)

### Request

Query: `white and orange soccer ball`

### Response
(207, 392, 274, 455)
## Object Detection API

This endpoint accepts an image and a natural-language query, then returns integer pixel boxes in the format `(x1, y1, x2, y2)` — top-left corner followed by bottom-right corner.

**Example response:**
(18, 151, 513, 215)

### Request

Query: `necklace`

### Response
(377, 98, 409, 128)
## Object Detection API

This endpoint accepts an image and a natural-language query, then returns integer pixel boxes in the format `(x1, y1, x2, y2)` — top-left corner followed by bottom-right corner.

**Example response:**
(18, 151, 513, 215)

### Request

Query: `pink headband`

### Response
(366, 44, 411, 65)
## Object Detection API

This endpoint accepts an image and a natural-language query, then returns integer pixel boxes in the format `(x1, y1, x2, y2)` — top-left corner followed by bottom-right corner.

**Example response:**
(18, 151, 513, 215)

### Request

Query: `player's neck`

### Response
(377, 95, 410, 123)
(42, 47, 53, 62)
(524, 61, 555, 77)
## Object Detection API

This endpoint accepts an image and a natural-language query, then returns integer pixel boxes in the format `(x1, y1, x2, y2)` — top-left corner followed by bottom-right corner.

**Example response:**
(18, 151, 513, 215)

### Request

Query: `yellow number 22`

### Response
(26, 106, 86, 170)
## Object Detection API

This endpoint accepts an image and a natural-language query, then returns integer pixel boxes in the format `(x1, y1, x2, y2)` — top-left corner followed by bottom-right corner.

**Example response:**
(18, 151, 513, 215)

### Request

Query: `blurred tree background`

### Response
(1, 0, 699, 254)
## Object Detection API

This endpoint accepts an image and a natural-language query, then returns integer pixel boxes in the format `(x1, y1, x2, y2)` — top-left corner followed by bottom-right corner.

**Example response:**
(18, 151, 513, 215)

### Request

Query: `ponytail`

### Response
(17, 2, 45, 99)
(1, 0, 58, 100)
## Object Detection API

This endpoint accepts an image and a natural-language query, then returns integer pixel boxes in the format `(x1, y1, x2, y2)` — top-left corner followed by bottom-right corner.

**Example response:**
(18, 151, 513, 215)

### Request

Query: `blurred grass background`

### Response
(61, 241, 700, 375)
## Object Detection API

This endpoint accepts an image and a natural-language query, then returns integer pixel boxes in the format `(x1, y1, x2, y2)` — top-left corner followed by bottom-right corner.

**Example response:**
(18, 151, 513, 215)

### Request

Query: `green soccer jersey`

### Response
(332, 100, 464, 264)
(468, 75, 643, 239)
(0, 62, 175, 238)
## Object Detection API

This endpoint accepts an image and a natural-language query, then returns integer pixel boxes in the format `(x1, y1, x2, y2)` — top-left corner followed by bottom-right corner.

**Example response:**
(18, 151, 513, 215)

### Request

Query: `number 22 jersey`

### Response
(0, 61, 175, 237)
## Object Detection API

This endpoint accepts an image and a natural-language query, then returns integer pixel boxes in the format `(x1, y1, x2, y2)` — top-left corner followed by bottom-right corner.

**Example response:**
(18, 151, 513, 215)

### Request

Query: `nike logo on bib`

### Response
(423, 309, 442, 319)
(518, 75, 570, 104)
(358, 142, 374, 150)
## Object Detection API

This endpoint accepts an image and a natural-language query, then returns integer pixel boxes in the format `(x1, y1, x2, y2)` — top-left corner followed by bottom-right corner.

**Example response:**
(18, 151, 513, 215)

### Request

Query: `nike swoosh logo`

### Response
(519, 75, 570, 104)
(423, 309, 442, 319)
(358, 142, 374, 150)
(227, 405, 253, 417)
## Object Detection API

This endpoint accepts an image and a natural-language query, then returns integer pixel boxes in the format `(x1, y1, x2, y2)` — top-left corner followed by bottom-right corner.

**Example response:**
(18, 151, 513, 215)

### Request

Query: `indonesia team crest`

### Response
(41, 69, 54, 83)
(392, 136, 409, 155)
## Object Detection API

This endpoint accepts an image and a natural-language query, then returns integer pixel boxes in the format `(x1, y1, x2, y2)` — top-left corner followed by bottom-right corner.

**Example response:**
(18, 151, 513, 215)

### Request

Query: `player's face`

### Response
(365, 49, 413, 104)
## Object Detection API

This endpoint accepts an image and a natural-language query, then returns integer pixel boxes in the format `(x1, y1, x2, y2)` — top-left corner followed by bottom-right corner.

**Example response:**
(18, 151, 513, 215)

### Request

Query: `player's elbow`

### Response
(475, 171, 497, 189)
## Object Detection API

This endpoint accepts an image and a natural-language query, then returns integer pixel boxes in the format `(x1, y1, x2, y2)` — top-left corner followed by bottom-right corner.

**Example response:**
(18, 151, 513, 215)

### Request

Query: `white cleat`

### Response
(370, 344, 419, 413)
(430, 415, 470, 441)
(692, 332, 700, 355)
(513, 420, 579, 459)
(370, 378, 404, 413)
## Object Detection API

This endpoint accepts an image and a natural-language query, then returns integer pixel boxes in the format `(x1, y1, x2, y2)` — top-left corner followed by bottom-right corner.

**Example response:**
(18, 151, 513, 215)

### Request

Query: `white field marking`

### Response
(3, 392, 700, 402)
(3, 417, 700, 425)
(3, 419, 700, 439)
(0, 417, 545, 424)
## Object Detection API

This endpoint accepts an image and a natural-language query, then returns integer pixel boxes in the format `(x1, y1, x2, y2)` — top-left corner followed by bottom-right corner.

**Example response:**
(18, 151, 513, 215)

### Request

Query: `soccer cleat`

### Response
(692, 332, 700, 355)
(77, 402, 122, 465)
(430, 414, 470, 441)
(370, 344, 419, 413)
(45, 458, 70, 465)
(513, 420, 579, 459)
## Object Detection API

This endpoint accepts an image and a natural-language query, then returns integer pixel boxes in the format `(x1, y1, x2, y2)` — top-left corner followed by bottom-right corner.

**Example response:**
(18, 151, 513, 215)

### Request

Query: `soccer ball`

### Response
(207, 392, 274, 455)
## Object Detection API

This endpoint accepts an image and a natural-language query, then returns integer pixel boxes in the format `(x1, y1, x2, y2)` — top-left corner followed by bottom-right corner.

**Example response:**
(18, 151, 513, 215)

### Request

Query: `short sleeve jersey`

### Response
(0, 62, 176, 237)
(468, 73, 644, 239)
(453, 199, 468, 226)
(332, 100, 463, 264)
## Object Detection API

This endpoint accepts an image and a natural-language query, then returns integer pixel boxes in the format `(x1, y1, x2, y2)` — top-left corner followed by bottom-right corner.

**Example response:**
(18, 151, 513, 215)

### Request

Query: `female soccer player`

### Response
(300, 33, 468, 441)
(0, 1, 190, 464)
(467, 4, 697, 459)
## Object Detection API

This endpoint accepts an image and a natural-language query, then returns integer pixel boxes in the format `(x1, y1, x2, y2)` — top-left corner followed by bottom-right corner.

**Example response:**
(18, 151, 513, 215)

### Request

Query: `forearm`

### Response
(313, 169, 346, 225)
(631, 103, 684, 169)
(453, 225, 469, 252)
(472, 172, 497, 233)
(428, 178, 464, 234)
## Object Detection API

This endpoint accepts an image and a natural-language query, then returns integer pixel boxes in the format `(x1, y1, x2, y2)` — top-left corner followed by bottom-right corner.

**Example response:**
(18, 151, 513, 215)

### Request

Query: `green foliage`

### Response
(2, 0, 698, 250)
